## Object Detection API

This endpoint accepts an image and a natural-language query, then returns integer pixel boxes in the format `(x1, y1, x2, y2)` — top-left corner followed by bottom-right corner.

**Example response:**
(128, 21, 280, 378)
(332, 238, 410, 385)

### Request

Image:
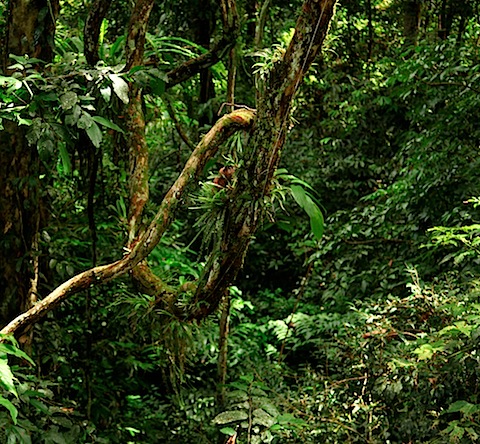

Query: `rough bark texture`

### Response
(0, 122, 41, 324)
(1, 110, 255, 337)
(2, 0, 60, 70)
(125, 0, 240, 296)
(125, 88, 150, 244)
(216, 294, 230, 409)
(0, 0, 59, 326)
(187, 0, 338, 320)
(125, 0, 155, 71)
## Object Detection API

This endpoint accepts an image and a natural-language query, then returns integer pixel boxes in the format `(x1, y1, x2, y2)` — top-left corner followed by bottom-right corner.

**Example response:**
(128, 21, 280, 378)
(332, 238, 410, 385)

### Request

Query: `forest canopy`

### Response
(1, 0, 480, 442)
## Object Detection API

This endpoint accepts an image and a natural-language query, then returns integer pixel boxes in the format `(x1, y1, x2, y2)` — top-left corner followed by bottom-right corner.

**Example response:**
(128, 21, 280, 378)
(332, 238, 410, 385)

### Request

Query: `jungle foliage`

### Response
(1, 0, 480, 443)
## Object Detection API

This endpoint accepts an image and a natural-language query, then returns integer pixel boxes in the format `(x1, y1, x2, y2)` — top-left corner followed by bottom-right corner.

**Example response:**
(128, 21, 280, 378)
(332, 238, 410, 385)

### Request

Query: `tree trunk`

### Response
(404, 0, 422, 45)
(0, 0, 59, 327)
(438, 0, 450, 40)
(194, 0, 217, 127)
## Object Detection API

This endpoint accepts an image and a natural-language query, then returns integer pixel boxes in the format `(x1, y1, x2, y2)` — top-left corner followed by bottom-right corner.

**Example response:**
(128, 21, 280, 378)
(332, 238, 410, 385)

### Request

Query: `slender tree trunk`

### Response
(404, 0, 422, 45)
(84, 0, 111, 66)
(216, 292, 230, 410)
(366, 0, 374, 59)
(194, 0, 217, 127)
(438, 0, 449, 40)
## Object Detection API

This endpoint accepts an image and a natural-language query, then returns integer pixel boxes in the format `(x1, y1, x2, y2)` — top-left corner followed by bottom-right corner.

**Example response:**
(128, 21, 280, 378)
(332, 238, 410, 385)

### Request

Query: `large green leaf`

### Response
(59, 91, 78, 110)
(0, 395, 18, 424)
(91, 115, 124, 134)
(58, 143, 72, 174)
(290, 185, 324, 240)
(0, 342, 34, 365)
(0, 358, 17, 397)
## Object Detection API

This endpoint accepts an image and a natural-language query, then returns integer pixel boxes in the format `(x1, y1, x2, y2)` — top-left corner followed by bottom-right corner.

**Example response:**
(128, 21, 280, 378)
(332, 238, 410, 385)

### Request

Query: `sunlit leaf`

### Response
(109, 73, 129, 104)
(59, 91, 78, 110)
(213, 410, 248, 424)
(0, 358, 17, 397)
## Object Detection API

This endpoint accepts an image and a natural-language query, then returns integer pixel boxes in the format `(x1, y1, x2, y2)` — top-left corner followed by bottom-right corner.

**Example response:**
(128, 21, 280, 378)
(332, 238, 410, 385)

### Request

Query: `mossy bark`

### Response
(0, 0, 59, 326)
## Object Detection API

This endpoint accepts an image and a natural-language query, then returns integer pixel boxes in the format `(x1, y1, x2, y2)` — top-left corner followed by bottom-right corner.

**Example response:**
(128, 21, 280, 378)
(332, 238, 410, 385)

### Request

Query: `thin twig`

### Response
(163, 96, 195, 149)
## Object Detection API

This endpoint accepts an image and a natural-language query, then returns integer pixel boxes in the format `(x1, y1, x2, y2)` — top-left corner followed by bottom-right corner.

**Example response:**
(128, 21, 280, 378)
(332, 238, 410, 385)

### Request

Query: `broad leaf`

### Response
(213, 410, 248, 424)
(0, 395, 18, 424)
(0, 342, 34, 365)
(109, 73, 129, 104)
(59, 91, 78, 110)
(100, 86, 111, 102)
(0, 358, 17, 397)
(86, 121, 103, 148)
(58, 143, 72, 174)
(92, 115, 124, 133)
(290, 185, 324, 240)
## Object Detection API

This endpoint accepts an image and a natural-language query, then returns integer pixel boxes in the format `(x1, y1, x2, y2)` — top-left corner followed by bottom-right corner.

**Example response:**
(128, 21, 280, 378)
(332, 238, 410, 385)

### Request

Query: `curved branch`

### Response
(165, 0, 239, 88)
(163, 96, 195, 149)
(0, 109, 255, 338)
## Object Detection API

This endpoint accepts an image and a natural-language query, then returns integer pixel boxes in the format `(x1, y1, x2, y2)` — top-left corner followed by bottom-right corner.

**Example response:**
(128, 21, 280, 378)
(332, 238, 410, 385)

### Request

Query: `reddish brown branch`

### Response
(125, 0, 156, 71)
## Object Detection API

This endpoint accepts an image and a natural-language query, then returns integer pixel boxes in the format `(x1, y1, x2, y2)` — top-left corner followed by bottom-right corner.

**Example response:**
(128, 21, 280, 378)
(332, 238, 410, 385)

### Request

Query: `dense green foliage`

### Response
(1, 0, 480, 442)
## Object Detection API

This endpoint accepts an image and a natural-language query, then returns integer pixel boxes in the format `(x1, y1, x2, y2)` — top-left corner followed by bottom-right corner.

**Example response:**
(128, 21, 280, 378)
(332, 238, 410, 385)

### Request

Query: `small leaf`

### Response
(17, 116, 32, 126)
(220, 427, 236, 435)
(446, 400, 480, 415)
(213, 410, 248, 424)
(0, 75, 22, 90)
(59, 91, 78, 110)
(109, 73, 129, 104)
(77, 112, 93, 130)
(447, 400, 470, 413)
(100, 86, 111, 102)
(86, 121, 103, 148)
(29, 398, 51, 415)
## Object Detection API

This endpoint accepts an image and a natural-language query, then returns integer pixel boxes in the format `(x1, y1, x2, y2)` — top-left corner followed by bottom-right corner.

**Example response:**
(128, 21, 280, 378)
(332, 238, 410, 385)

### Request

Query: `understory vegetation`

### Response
(1, 0, 480, 443)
